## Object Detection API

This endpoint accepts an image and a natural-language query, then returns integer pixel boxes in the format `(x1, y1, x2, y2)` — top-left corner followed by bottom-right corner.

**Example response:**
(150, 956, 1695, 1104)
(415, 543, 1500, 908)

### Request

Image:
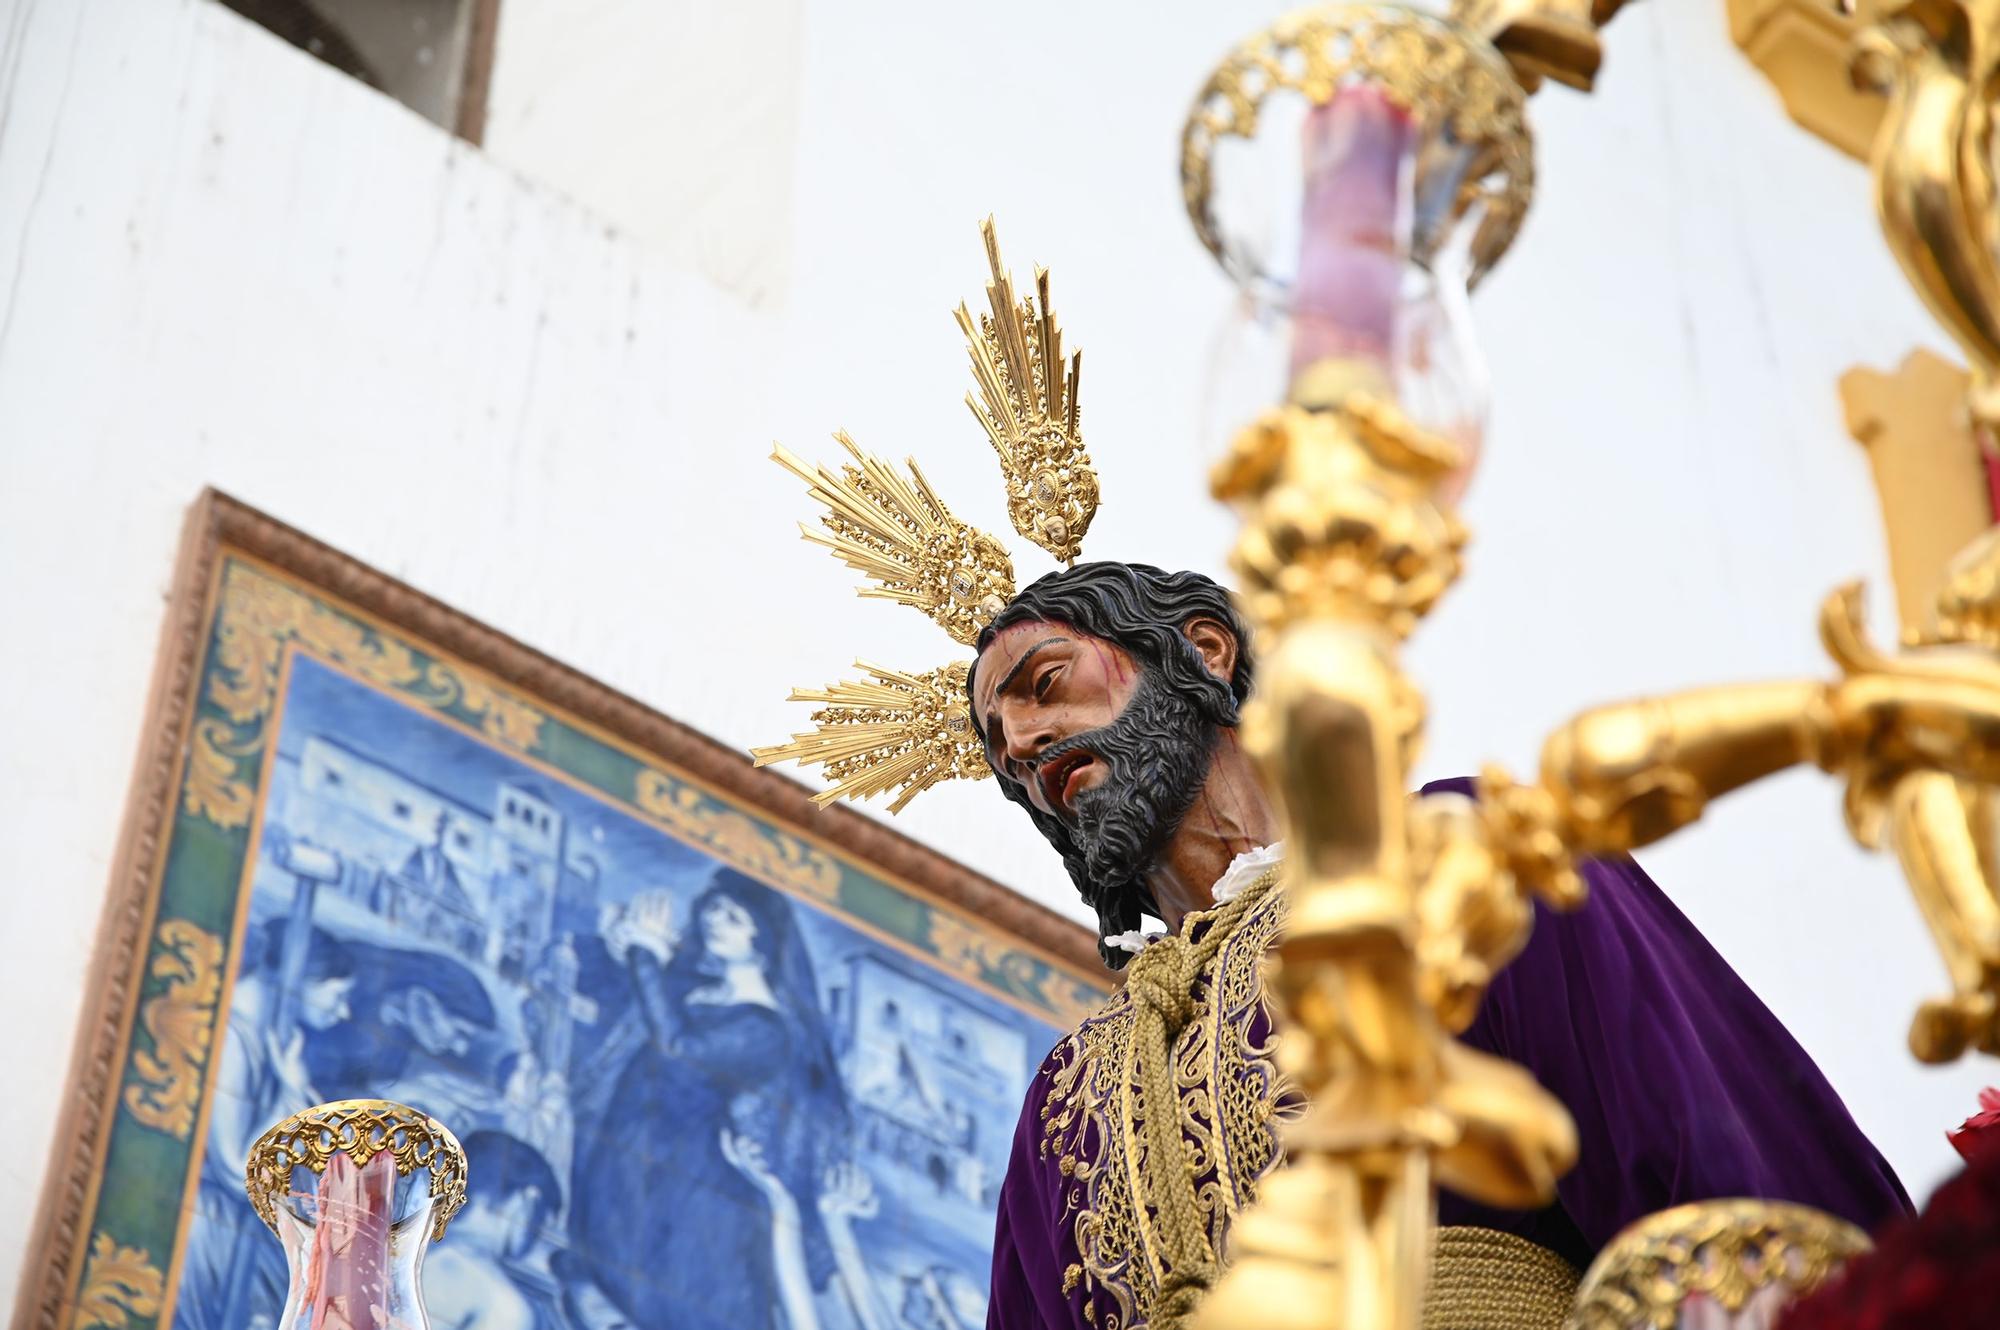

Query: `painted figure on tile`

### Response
(426, 1130, 566, 1330)
(305, 937, 499, 1119)
(562, 869, 860, 1330)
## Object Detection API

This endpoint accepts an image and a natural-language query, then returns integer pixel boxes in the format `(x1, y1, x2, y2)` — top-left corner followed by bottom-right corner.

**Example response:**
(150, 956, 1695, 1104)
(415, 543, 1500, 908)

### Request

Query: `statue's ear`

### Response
(1181, 616, 1239, 686)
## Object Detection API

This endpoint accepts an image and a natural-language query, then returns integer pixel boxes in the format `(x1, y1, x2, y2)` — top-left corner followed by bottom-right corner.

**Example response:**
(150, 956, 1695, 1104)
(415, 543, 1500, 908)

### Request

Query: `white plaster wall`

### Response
(0, 0, 1991, 1304)
(481, 0, 805, 308)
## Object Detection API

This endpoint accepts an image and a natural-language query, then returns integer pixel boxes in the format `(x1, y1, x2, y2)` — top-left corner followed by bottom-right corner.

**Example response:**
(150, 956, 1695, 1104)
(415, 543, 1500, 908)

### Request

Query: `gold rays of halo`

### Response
(772, 432, 1016, 648)
(754, 221, 1100, 813)
(751, 661, 990, 813)
(957, 217, 1098, 566)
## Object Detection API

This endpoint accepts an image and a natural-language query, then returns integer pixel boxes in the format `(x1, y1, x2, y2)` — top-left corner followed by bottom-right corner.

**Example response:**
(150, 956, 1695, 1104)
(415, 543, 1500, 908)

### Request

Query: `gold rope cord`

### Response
(1043, 870, 1288, 1329)
(1423, 1227, 1579, 1330)
(1117, 870, 1285, 1330)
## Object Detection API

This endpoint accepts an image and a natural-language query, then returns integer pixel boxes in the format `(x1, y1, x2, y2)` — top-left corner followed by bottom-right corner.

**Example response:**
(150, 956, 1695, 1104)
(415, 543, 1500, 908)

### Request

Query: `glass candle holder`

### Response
(1184, 4, 1534, 503)
(245, 1099, 468, 1330)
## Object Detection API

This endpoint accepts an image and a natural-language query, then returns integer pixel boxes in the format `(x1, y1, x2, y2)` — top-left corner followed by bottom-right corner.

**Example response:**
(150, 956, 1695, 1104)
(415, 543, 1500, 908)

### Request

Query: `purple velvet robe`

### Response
(987, 780, 1912, 1330)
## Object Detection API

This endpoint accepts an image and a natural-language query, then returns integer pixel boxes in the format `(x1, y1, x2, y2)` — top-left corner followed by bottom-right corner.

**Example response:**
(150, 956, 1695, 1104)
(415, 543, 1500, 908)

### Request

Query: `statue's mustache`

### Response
(1023, 708, 1160, 821)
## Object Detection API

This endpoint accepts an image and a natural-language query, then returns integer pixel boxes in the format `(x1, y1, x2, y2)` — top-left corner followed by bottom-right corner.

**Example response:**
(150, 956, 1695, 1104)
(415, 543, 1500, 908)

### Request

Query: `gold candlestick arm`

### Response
(1839, 0, 2000, 1062)
(1521, 680, 1835, 855)
(1888, 772, 2000, 1059)
(1473, 566, 2000, 1077)
(1879, 529, 2000, 1060)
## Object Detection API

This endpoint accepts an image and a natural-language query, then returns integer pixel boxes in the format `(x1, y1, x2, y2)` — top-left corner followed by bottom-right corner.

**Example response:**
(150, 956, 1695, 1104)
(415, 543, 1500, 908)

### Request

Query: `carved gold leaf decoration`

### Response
(1215, 403, 1469, 640)
(70, 1233, 163, 1330)
(184, 562, 547, 830)
(210, 564, 426, 723)
(634, 769, 843, 902)
(1819, 579, 1949, 848)
(122, 920, 224, 1140)
(774, 432, 1016, 646)
(956, 219, 1097, 565)
(423, 662, 547, 749)
(752, 660, 990, 813)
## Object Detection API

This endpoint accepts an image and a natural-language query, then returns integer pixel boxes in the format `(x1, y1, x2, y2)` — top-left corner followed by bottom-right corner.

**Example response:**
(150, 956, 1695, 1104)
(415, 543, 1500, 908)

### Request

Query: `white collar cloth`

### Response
(1101, 842, 1284, 956)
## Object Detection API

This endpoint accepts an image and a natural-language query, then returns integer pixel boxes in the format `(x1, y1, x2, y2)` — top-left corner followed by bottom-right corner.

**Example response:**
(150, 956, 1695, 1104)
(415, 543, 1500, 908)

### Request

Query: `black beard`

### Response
(1012, 669, 1218, 963)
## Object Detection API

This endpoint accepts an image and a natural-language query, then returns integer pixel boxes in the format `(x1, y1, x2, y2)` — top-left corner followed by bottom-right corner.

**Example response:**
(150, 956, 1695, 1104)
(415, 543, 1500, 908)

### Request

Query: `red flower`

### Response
(1948, 1087, 2000, 1162)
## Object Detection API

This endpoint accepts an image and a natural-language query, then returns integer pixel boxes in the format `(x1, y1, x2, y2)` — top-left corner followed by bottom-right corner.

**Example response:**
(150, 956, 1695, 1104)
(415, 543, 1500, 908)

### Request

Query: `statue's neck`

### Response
(1144, 729, 1280, 933)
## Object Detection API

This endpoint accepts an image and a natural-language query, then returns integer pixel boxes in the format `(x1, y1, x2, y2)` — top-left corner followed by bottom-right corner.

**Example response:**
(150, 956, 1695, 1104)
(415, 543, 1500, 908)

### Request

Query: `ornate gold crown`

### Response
(751, 220, 1102, 812)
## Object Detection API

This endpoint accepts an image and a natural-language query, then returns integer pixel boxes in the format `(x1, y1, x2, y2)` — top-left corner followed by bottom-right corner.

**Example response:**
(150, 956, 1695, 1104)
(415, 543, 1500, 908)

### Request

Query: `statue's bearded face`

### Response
(971, 619, 1220, 907)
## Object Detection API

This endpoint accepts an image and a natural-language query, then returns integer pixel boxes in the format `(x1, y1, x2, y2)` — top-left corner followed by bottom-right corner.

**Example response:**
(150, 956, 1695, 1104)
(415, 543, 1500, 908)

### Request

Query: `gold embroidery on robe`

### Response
(1039, 872, 1289, 1327)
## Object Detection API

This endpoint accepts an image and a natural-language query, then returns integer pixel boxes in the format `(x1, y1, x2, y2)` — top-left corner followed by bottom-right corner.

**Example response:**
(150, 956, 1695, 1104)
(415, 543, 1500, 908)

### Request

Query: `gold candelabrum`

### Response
(1181, 2, 2000, 1329)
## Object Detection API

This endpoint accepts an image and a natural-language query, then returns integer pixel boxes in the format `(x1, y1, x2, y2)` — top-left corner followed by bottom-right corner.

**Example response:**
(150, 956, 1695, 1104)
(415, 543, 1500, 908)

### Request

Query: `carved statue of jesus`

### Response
(971, 561, 1911, 1330)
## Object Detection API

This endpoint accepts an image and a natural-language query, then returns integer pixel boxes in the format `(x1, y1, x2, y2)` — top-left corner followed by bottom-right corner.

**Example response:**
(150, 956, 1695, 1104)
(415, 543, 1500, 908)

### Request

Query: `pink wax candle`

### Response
(301, 1150, 400, 1330)
(1289, 84, 1418, 390)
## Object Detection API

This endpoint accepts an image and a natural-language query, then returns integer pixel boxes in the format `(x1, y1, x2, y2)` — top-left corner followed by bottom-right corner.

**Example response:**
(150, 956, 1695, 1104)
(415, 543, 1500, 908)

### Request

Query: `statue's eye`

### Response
(1034, 666, 1059, 700)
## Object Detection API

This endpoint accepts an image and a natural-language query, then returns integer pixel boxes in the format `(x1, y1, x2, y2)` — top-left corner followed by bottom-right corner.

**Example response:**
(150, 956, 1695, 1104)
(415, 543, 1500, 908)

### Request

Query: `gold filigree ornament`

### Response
(1566, 1200, 1870, 1330)
(956, 217, 1097, 565)
(244, 1099, 468, 1242)
(1180, 4, 1536, 288)
(757, 221, 1102, 812)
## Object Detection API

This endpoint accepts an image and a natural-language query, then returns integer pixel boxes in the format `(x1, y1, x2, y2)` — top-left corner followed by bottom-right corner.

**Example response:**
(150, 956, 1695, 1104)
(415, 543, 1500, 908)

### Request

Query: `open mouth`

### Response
(1038, 751, 1095, 813)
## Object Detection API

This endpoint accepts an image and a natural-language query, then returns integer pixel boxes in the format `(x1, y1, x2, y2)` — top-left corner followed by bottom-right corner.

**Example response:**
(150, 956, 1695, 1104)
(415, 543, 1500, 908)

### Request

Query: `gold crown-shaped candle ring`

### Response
(244, 1098, 468, 1243)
